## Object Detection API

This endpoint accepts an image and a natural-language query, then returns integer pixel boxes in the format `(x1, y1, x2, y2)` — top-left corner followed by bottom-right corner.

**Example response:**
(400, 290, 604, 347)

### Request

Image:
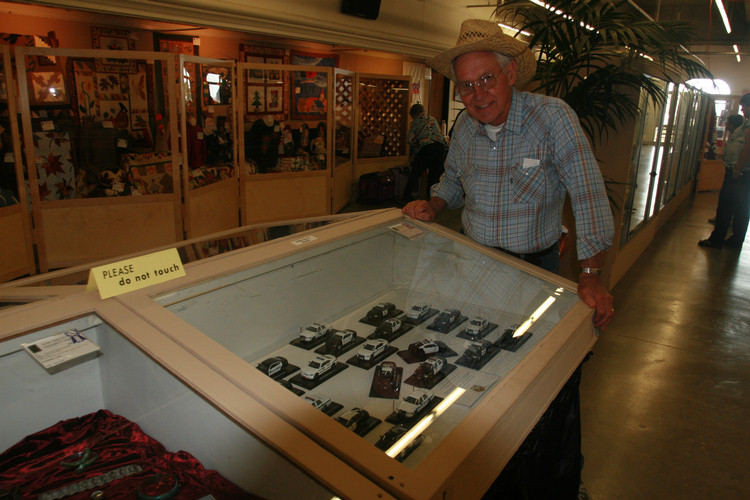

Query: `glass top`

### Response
(154, 219, 579, 467)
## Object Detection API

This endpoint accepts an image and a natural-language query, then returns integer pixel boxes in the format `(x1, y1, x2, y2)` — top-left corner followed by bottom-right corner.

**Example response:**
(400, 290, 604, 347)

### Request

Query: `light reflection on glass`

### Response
(512, 290, 562, 338)
(385, 386, 466, 459)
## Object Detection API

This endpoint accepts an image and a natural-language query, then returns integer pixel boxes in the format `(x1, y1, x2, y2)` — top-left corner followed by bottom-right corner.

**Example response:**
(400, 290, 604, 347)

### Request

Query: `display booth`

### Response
(178, 55, 239, 239)
(237, 61, 334, 224)
(15, 46, 183, 272)
(0, 209, 597, 500)
(0, 45, 35, 281)
(333, 68, 355, 212)
(353, 73, 410, 180)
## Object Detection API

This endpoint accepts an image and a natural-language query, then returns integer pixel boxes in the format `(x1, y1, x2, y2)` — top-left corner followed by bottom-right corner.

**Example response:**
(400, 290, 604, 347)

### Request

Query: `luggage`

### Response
(359, 170, 396, 203)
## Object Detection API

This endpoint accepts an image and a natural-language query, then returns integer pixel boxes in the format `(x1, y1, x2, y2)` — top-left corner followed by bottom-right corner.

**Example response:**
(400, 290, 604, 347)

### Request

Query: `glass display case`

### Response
(0, 289, 395, 500)
(1, 209, 595, 499)
(112, 208, 597, 499)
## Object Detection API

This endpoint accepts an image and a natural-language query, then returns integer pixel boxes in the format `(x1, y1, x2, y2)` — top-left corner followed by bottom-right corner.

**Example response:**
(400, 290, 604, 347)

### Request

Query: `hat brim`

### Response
(429, 36, 536, 89)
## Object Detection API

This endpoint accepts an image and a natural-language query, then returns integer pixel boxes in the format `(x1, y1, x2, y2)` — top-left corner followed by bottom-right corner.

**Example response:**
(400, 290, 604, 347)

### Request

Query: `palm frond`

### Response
(493, 0, 712, 141)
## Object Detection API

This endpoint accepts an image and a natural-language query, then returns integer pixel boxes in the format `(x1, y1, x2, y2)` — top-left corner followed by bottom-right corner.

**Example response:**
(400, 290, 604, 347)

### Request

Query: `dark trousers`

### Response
(709, 169, 750, 246)
(483, 245, 583, 500)
(403, 142, 446, 200)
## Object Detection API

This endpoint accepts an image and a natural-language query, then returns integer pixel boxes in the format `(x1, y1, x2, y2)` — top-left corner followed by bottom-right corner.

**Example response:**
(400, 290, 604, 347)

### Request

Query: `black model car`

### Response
(256, 356, 288, 377)
(335, 407, 370, 431)
(365, 302, 396, 322)
(432, 308, 461, 330)
(464, 340, 492, 365)
(375, 424, 408, 451)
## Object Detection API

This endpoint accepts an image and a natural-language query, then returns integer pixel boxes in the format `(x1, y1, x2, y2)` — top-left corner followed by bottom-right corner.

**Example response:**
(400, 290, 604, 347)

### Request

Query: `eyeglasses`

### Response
(456, 73, 499, 97)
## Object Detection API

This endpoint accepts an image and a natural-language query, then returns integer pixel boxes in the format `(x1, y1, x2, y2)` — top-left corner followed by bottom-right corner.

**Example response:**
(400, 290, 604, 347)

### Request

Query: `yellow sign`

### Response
(86, 248, 186, 299)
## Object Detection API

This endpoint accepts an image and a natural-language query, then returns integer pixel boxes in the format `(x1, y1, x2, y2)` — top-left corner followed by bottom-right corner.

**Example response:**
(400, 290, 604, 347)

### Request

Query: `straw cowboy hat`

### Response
(429, 19, 537, 88)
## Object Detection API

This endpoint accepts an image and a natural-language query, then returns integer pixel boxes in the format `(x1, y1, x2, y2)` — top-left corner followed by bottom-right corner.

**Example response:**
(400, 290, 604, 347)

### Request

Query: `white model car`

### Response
(301, 354, 336, 379)
(397, 389, 434, 418)
(304, 393, 331, 410)
(299, 322, 330, 342)
(357, 338, 388, 361)
(466, 317, 489, 337)
(406, 303, 431, 321)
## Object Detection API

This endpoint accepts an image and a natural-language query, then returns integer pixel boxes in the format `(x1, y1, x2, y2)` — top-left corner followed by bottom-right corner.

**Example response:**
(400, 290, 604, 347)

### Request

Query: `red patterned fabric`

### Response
(0, 410, 264, 500)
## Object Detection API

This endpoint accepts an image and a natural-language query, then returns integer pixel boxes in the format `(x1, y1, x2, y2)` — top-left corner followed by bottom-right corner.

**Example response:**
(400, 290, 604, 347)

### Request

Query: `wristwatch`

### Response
(580, 267, 601, 275)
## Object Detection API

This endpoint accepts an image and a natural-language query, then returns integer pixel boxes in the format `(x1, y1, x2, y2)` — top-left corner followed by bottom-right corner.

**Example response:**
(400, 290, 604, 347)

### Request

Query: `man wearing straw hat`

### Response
(403, 19, 614, 499)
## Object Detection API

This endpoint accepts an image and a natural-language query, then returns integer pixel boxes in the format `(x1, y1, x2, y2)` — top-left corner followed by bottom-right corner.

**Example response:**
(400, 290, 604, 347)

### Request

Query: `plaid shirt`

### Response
(432, 89, 613, 260)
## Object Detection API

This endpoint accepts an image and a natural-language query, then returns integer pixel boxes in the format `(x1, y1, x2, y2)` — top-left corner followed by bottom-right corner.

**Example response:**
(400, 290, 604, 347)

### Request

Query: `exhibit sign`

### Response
(86, 248, 185, 299)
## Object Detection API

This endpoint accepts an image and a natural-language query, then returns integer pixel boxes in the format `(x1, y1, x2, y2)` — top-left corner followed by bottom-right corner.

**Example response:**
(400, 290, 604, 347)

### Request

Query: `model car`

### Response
(325, 329, 356, 351)
(358, 338, 388, 361)
(465, 317, 489, 337)
(299, 322, 330, 342)
(375, 424, 408, 451)
(408, 338, 447, 356)
(379, 360, 397, 378)
(303, 393, 331, 410)
(397, 388, 434, 418)
(301, 354, 336, 379)
(415, 357, 444, 379)
(335, 407, 370, 431)
(374, 318, 401, 336)
(432, 308, 461, 330)
(256, 356, 288, 377)
(365, 302, 396, 321)
(464, 340, 493, 364)
(406, 303, 431, 321)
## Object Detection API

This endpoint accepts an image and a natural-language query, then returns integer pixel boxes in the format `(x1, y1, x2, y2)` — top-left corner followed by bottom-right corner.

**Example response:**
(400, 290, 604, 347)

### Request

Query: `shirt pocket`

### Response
(511, 161, 547, 204)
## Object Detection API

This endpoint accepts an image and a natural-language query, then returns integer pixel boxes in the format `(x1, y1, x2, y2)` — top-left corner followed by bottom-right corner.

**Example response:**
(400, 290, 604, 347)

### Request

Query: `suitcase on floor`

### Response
(359, 170, 396, 203)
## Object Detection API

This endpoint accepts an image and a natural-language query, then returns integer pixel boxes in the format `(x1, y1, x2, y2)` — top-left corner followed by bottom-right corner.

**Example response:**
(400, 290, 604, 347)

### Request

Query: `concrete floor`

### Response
(343, 190, 748, 499)
(580, 191, 750, 500)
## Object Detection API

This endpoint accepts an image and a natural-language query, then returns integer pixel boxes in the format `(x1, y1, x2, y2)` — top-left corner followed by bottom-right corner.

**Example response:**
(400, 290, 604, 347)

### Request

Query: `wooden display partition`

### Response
(178, 55, 240, 238)
(237, 62, 333, 225)
(352, 73, 410, 185)
(15, 47, 183, 272)
(0, 46, 35, 281)
(333, 69, 355, 212)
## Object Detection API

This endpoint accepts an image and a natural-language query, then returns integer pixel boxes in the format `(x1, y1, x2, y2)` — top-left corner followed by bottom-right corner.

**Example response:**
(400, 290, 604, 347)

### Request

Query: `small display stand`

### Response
(368, 362, 403, 398)
(366, 321, 412, 342)
(401, 307, 439, 326)
(404, 361, 457, 390)
(426, 310, 468, 334)
(384, 396, 443, 426)
(498, 326, 533, 352)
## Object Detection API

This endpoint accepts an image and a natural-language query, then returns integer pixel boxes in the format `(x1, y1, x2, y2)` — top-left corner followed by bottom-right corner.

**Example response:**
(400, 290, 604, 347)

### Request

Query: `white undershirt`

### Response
(484, 123, 506, 141)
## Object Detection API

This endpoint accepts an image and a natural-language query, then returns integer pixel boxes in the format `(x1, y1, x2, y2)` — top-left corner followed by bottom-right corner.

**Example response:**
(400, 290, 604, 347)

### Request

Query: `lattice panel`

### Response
(335, 73, 353, 129)
(357, 77, 408, 158)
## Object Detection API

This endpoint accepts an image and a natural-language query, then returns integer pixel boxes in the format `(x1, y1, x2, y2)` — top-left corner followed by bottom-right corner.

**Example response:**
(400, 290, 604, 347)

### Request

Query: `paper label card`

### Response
(389, 222, 423, 240)
(86, 248, 185, 299)
(22, 329, 101, 374)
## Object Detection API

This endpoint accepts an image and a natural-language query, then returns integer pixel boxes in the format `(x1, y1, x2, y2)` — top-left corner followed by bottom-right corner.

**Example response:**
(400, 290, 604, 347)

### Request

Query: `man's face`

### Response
(453, 51, 517, 126)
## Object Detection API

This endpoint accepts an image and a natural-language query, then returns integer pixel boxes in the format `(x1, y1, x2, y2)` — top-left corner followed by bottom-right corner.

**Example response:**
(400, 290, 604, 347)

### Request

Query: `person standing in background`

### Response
(402, 103, 447, 202)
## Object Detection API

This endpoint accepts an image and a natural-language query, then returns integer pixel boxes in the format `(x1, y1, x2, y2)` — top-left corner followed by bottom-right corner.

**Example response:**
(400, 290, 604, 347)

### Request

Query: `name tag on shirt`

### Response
(522, 158, 540, 169)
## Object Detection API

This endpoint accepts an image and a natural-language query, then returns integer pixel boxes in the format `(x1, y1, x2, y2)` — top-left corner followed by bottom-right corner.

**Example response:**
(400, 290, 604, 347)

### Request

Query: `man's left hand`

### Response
(577, 275, 614, 329)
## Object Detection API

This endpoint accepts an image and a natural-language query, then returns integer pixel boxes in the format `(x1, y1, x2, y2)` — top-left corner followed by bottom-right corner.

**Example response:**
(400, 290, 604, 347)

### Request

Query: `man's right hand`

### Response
(402, 199, 444, 221)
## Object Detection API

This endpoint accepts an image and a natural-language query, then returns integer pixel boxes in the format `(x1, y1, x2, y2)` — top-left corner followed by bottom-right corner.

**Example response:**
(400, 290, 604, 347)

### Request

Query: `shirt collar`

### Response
(467, 88, 522, 137)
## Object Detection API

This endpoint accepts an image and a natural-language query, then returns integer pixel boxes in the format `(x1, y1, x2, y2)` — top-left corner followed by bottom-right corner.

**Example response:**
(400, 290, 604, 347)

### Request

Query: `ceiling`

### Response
(625, 0, 750, 52)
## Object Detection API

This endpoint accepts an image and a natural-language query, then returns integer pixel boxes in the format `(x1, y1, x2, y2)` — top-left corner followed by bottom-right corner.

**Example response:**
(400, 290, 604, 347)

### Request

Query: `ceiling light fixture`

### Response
(715, 0, 732, 34)
(733, 45, 741, 63)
